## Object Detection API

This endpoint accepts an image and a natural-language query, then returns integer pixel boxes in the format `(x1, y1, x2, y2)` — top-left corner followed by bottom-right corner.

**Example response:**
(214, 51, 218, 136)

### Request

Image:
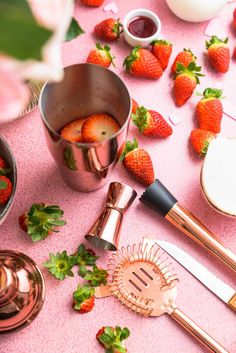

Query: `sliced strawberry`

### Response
(81, 113, 120, 142)
(60, 118, 86, 143)
(0, 176, 12, 205)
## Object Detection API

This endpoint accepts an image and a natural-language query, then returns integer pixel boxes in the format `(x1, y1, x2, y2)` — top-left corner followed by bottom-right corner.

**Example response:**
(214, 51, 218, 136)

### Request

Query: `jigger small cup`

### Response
(39, 63, 131, 192)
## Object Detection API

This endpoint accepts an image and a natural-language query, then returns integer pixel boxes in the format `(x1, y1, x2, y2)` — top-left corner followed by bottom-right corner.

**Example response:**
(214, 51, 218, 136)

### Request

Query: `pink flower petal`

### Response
(0, 67, 29, 122)
(223, 100, 236, 121)
(204, 17, 228, 38)
(103, 2, 118, 14)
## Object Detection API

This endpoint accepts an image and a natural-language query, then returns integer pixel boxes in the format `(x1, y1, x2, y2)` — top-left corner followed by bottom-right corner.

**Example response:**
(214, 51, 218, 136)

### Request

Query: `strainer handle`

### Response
(171, 308, 229, 353)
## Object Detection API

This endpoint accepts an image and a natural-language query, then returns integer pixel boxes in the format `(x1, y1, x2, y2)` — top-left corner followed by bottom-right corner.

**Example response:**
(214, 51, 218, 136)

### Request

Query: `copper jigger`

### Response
(85, 182, 137, 250)
(0, 250, 45, 334)
(140, 179, 236, 273)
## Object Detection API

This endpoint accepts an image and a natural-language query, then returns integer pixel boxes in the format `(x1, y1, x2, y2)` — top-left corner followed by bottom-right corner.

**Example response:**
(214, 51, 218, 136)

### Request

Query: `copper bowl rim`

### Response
(0, 135, 17, 222)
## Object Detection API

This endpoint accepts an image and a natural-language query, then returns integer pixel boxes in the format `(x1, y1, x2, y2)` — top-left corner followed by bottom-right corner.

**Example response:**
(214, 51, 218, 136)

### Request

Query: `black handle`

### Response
(139, 179, 177, 217)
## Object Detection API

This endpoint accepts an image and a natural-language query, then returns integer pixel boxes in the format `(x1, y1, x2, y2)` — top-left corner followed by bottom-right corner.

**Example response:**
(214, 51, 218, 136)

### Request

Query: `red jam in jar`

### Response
(128, 16, 157, 38)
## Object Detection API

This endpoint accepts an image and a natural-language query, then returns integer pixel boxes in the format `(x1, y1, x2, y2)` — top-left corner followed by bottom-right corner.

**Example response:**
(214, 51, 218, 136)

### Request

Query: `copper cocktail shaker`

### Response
(140, 179, 236, 273)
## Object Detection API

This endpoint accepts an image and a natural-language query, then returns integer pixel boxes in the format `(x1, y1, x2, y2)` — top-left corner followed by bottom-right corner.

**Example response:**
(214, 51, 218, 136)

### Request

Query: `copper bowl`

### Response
(0, 136, 17, 225)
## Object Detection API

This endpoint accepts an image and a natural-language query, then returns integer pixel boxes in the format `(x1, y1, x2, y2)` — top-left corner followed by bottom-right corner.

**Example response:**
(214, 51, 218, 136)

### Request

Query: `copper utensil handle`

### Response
(171, 308, 229, 353)
(228, 293, 236, 311)
(166, 203, 236, 273)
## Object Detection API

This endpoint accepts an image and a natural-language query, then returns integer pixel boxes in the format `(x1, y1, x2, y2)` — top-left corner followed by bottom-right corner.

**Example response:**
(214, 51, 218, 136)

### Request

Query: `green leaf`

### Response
(43, 251, 75, 280)
(0, 0, 52, 61)
(0, 179, 7, 190)
(65, 17, 84, 42)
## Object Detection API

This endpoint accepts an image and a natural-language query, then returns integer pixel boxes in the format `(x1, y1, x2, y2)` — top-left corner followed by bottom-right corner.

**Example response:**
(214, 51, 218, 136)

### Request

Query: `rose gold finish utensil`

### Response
(95, 238, 229, 353)
(0, 250, 45, 334)
(140, 179, 236, 273)
(85, 181, 137, 251)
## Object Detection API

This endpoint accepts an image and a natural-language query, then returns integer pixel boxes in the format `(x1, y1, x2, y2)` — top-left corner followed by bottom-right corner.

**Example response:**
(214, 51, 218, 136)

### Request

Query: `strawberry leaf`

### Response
(132, 106, 149, 133)
(44, 251, 75, 280)
(203, 88, 222, 99)
(24, 203, 66, 242)
(84, 265, 108, 287)
(119, 138, 139, 162)
(65, 17, 84, 42)
(206, 35, 229, 49)
(123, 45, 141, 71)
(73, 284, 95, 310)
(0, 179, 7, 190)
(73, 244, 99, 275)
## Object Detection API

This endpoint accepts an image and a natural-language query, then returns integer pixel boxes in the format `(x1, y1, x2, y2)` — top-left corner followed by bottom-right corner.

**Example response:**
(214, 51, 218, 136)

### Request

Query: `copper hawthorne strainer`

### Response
(95, 238, 229, 353)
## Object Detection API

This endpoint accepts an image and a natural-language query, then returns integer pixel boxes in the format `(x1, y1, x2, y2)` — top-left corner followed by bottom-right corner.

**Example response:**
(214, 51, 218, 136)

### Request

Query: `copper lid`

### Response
(0, 250, 45, 334)
(85, 181, 137, 251)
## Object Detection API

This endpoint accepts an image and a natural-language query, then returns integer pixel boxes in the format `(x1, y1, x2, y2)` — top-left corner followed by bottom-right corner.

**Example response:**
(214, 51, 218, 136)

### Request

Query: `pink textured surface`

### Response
(1, 1, 236, 352)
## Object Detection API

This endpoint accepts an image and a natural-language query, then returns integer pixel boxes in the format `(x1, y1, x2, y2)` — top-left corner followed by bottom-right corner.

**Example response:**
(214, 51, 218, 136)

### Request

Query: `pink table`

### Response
(1, 1, 236, 352)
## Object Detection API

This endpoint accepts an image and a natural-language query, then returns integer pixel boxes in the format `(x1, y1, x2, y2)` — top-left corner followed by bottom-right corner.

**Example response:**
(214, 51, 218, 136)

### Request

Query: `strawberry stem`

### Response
(202, 88, 222, 99)
(119, 138, 138, 162)
(175, 61, 204, 84)
(206, 35, 229, 49)
(123, 46, 141, 71)
(132, 106, 149, 133)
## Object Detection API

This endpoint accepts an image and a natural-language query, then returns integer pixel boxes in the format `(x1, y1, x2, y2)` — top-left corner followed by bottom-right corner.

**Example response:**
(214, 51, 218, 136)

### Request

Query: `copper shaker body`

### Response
(140, 179, 236, 273)
(39, 63, 131, 192)
(85, 182, 137, 250)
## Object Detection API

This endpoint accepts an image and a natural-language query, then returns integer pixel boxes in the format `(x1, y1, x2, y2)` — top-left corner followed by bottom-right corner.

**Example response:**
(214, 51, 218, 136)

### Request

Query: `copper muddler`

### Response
(140, 179, 236, 273)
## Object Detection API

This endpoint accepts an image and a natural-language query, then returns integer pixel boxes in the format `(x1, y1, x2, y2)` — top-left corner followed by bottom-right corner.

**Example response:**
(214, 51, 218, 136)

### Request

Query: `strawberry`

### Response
(171, 49, 196, 74)
(123, 46, 163, 79)
(174, 62, 204, 106)
(80, 0, 104, 6)
(81, 113, 120, 142)
(73, 284, 95, 313)
(190, 129, 216, 155)
(206, 36, 230, 73)
(87, 43, 114, 68)
(119, 138, 154, 186)
(60, 118, 86, 143)
(196, 88, 223, 133)
(151, 39, 172, 70)
(19, 203, 66, 242)
(0, 176, 12, 205)
(233, 8, 236, 31)
(96, 326, 130, 352)
(233, 46, 236, 60)
(0, 157, 6, 170)
(94, 18, 123, 41)
(131, 98, 139, 114)
(0, 156, 11, 176)
(132, 106, 172, 138)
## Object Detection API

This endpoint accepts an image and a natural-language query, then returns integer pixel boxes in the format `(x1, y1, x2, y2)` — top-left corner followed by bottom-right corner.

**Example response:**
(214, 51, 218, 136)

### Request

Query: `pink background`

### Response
(1, 1, 236, 352)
